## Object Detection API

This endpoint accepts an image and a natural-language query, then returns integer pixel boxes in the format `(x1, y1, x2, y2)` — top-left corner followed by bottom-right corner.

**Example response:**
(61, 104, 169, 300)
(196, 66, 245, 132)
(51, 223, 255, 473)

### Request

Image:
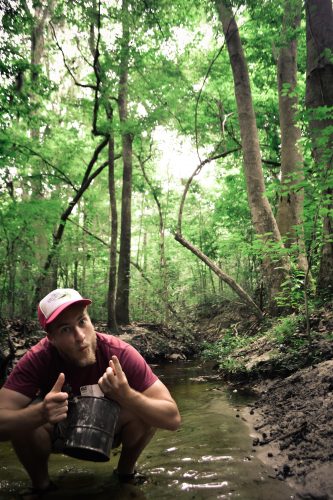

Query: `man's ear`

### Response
(46, 328, 55, 345)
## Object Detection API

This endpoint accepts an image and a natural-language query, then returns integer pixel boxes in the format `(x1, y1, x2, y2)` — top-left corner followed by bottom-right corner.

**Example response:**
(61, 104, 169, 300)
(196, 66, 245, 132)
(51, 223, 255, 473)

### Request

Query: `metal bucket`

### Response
(63, 396, 120, 462)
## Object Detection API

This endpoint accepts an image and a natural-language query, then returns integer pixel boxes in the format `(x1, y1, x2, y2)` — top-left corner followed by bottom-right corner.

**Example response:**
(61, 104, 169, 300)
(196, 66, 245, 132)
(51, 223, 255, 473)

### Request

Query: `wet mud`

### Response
(242, 359, 333, 499)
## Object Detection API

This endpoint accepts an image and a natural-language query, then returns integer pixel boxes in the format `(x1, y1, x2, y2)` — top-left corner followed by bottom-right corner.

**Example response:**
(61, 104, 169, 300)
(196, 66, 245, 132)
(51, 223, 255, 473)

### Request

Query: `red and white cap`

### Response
(38, 288, 92, 329)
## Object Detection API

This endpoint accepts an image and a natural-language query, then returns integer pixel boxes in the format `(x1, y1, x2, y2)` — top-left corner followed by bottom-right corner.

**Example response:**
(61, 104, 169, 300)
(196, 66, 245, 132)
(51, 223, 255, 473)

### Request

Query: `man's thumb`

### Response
(52, 372, 65, 392)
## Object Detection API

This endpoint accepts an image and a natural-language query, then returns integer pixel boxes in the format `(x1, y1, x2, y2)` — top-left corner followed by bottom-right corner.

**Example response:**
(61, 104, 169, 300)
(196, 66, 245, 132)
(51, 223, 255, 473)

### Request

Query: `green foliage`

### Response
(0, 0, 331, 324)
(202, 330, 250, 360)
(276, 265, 306, 310)
(267, 314, 306, 351)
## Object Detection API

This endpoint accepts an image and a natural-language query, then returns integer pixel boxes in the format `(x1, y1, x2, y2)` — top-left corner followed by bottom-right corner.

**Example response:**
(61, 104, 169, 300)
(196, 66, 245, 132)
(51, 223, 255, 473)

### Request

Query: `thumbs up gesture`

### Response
(42, 373, 68, 424)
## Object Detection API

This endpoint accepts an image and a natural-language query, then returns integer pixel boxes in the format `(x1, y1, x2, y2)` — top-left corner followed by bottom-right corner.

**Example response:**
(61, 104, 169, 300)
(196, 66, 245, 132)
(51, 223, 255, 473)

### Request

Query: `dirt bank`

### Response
(241, 359, 333, 499)
(199, 302, 333, 500)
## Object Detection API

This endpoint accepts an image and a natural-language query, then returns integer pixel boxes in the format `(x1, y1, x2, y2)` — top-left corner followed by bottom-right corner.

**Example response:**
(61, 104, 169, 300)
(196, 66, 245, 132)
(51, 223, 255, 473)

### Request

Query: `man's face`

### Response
(47, 302, 97, 367)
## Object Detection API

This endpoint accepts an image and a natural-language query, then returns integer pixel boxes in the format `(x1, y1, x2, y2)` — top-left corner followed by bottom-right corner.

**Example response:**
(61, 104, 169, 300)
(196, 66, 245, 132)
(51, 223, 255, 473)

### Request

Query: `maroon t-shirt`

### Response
(4, 332, 158, 399)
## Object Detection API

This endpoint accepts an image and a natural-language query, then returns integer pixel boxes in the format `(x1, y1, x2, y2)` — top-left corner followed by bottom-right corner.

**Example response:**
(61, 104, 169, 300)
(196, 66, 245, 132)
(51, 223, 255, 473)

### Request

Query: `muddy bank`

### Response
(204, 303, 333, 500)
(240, 360, 333, 499)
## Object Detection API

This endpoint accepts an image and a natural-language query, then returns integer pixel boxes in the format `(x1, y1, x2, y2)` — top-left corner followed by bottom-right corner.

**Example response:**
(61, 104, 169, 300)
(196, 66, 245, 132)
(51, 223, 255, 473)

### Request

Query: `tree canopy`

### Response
(0, 0, 332, 326)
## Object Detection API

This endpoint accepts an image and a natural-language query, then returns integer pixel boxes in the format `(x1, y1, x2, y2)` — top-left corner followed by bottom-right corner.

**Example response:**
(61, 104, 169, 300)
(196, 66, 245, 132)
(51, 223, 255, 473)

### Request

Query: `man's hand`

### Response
(99, 357, 181, 431)
(42, 373, 68, 424)
(98, 356, 131, 402)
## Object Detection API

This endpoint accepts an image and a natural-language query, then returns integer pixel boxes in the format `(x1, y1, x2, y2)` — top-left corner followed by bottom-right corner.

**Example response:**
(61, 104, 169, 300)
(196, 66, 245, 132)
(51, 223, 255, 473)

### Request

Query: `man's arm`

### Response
(98, 356, 181, 431)
(0, 388, 45, 439)
(0, 373, 68, 441)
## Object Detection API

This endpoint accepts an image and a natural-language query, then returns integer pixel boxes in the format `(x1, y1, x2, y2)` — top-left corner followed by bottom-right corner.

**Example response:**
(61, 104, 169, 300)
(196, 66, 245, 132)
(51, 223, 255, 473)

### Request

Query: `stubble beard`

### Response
(63, 333, 97, 368)
(75, 345, 96, 367)
(75, 334, 97, 367)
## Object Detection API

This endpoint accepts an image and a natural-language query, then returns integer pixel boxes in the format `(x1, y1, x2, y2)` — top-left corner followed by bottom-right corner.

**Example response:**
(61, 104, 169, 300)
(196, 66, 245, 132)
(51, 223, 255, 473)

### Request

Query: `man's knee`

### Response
(11, 424, 53, 452)
(114, 409, 156, 448)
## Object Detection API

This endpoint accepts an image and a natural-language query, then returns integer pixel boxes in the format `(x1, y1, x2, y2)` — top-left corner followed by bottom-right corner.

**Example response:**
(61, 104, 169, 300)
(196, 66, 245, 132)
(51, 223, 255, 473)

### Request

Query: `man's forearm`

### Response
(0, 403, 46, 440)
(111, 388, 181, 431)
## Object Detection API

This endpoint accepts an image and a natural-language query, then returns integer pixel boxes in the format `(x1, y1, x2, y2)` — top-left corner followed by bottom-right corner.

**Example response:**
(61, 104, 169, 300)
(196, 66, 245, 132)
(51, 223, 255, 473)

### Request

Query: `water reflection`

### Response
(0, 361, 295, 499)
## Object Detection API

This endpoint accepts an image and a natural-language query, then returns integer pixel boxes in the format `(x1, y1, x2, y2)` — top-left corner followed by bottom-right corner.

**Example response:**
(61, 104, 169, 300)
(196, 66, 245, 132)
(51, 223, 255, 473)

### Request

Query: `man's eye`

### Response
(61, 327, 70, 334)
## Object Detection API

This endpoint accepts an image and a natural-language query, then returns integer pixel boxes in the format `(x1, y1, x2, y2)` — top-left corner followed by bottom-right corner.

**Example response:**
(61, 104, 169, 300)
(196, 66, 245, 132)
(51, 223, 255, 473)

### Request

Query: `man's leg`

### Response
(114, 409, 156, 476)
(11, 424, 53, 491)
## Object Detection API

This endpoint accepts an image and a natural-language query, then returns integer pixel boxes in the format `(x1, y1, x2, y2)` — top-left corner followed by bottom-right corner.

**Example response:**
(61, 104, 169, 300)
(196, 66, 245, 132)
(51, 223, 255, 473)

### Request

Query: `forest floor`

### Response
(1, 301, 333, 499)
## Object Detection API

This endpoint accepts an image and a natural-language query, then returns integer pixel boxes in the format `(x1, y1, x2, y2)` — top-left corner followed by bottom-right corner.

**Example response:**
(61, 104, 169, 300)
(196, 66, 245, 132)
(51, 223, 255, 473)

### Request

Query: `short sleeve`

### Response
(119, 344, 158, 392)
(3, 351, 43, 399)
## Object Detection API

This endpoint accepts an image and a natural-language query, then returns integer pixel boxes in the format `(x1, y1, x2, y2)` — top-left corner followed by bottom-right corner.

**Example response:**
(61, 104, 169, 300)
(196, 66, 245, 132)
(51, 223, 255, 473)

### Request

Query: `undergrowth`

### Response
(201, 313, 312, 376)
(202, 329, 255, 373)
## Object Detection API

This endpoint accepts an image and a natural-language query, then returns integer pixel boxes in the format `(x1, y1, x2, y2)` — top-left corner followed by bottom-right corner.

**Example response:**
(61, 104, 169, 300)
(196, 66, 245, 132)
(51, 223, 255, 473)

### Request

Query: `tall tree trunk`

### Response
(30, 1, 56, 299)
(215, 0, 289, 311)
(31, 1, 55, 144)
(107, 133, 119, 331)
(305, 0, 333, 298)
(87, 4, 119, 329)
(116, 0, 133, 324)
(276, 0, 308, 272)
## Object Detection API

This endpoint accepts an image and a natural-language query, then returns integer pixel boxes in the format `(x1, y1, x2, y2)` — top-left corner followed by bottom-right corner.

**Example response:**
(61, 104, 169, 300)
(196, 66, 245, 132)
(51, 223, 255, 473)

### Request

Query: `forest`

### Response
(0, 0, 332, 333)
(0, 1, 333, 497)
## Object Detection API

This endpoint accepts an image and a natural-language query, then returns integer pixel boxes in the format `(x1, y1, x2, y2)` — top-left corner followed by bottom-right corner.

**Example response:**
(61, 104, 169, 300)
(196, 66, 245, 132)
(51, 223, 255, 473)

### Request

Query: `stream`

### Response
(0, 361, 295, 499)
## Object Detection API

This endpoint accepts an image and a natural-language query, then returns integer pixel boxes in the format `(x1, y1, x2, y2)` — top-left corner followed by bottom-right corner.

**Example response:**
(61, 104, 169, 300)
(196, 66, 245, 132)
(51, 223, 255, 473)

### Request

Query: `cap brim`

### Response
(45, 298, 92, 326)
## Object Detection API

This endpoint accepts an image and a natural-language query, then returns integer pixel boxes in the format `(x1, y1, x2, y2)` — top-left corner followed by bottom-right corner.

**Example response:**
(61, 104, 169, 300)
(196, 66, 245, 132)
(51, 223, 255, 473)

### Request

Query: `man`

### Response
(0, 288, 181, 497)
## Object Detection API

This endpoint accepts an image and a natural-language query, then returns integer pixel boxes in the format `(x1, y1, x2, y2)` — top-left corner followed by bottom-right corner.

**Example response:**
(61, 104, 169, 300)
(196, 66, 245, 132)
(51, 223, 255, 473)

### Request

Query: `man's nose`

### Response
(74, 327, 85, 341)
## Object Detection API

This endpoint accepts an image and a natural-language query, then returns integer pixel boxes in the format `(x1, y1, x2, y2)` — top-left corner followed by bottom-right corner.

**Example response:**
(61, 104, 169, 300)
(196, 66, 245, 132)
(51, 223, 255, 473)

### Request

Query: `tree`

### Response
(214, 0, 289, 311)
(276, 0, 308, 272)
(305, 0, 333, 298)
(116, 0, 133, 325)
(32, 137, 109, 311)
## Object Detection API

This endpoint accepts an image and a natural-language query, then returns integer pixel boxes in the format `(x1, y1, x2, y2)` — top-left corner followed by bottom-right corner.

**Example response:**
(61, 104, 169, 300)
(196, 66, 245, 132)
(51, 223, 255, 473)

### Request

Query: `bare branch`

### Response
(194, 43, 226, 162)
(177, 147, 240, 233)
(15, 144, 78, 190)
(80, 136, 109, 186)
(262, 159, 281, 167)
(175, 232, 263, 319)
(49, 22, 97, 90)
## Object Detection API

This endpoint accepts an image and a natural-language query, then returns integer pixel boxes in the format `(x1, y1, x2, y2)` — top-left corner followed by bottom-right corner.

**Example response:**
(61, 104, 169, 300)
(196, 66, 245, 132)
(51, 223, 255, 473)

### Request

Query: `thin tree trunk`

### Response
(138, 153, 169, 325)
(215, 0, 289, 311)
(87, 3, 119, 329)
(136, 195, 145, 266)
(81, 206, 88, 296)
(32, 138, 109, 311)
(107, 133, 119, 331)
(7, 241, 16, 317)
(116, 0, 132, 324)
(276, 0, 308, 272)
(30, 0, 56, 298)
(305, 0, 333, 297)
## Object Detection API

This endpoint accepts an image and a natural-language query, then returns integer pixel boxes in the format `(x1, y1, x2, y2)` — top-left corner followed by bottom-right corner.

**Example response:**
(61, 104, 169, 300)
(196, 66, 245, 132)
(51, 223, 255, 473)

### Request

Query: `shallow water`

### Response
(0, 361, 295, 499)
